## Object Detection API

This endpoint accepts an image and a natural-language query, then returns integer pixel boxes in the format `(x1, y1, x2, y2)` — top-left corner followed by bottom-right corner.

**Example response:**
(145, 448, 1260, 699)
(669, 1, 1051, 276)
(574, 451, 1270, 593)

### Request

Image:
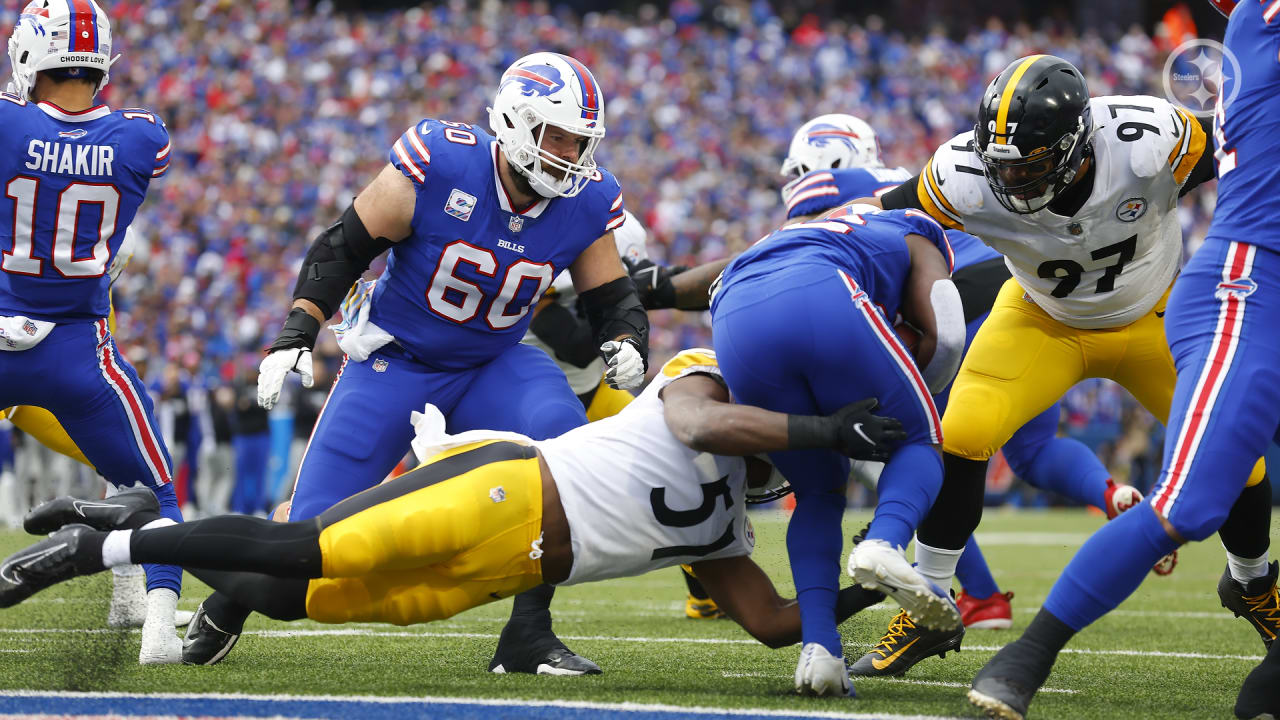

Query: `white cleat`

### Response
(138, 588, 182, 665)
(847, 539, 961, 631)
(794, 642, 854, 697)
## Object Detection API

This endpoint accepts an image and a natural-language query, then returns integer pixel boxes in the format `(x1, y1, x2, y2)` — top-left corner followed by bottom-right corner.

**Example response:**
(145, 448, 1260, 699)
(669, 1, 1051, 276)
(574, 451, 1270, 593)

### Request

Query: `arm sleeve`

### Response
(1178, 115, 1215, 196)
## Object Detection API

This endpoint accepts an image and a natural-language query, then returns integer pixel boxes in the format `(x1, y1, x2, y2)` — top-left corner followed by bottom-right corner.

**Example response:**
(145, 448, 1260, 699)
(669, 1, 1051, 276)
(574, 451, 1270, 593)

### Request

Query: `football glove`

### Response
(788, 398, 906, 462)
(624, 258, 682, 310)
(257, 309, 319, 410)
(601, 338, 646, 390)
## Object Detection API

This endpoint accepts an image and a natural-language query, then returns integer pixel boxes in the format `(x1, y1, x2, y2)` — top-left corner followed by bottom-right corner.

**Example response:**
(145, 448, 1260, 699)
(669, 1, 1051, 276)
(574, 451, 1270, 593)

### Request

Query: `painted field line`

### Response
(0, 689, 963, 720)
(0, 628, 1261, 661)
(720, 673, 1077, 694)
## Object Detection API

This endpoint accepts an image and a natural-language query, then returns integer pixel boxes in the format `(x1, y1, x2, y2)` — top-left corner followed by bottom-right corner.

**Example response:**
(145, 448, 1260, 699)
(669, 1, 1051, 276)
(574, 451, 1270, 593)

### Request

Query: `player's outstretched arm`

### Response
(572, 232, 651, 389)
(691, 555, 884, 648)
(257, 164, 414, 409)
(661, 374, 905, 460)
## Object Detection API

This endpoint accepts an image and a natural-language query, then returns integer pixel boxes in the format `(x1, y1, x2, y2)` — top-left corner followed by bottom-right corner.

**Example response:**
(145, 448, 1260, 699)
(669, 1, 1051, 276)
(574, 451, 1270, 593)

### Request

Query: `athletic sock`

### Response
(954, 535, 1001, 599)
(915, 537, 965, 592)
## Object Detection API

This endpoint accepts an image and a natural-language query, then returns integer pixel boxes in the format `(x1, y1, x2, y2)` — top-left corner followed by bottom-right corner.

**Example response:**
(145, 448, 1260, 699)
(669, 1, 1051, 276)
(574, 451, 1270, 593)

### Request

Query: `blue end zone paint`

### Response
(0, 692, 956, 720)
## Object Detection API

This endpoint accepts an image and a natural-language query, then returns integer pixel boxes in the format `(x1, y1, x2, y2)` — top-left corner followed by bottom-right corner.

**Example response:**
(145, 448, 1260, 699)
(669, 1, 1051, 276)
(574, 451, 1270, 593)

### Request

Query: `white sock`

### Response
(101, 529, 133, 568)
(140, 517, 177, 531)
(144, 587, 178, 624)
(1226, 548, 1271, 584)
(914, 537, 964, 591)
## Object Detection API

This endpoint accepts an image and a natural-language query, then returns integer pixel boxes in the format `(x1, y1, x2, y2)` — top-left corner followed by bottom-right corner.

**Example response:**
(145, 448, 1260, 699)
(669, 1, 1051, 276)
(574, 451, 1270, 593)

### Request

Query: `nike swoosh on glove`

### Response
(601, 339, 645, 390)
(257, 348, 314, 410)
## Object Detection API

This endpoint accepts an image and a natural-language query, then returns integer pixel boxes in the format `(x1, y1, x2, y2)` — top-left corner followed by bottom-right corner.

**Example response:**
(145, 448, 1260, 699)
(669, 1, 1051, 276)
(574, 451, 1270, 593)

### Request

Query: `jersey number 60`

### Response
(426, 240, 554, 329)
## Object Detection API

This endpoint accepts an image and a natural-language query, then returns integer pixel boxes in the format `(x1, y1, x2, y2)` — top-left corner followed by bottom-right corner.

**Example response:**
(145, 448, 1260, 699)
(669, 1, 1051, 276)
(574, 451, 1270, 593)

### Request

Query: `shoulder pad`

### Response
(918, 133, 985, 223)
(659, 348, 720, 379)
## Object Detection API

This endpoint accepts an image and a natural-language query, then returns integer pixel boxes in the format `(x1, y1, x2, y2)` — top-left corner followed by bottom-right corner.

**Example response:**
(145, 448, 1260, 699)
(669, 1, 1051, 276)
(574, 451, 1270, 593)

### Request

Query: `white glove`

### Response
(257, 348, 313, 410)
(601, 339, 645, 390)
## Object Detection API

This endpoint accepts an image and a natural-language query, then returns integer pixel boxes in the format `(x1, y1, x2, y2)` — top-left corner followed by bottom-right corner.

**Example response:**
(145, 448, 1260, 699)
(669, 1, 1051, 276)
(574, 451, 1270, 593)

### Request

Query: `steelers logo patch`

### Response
(1116, 197, 1147, 223)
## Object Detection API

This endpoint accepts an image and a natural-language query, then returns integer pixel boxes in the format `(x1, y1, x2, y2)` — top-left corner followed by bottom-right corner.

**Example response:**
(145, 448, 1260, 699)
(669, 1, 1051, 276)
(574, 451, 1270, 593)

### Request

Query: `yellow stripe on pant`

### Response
(942, 278, 1265, 486)
(305, 440, 546, 625)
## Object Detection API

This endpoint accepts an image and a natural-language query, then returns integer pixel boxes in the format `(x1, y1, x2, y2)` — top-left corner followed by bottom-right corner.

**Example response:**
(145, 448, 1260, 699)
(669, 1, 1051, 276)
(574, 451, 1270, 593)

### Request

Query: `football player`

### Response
(967, 13, 1280, 720)
(522, 210, 732, 619)
(193, 53, 648, 675)
(710, 205, 967, 695)
(779, 113, 1162, 676)
(2, 349, 902, 698)
(0, 0, 184, 663)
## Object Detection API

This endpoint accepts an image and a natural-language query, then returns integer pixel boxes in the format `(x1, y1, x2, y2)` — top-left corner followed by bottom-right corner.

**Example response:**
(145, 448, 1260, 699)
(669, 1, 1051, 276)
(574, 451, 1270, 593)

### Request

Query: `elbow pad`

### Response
(923, 279, 965, 394)
(292, 204, 394, 318)
(580, 276, 650, 363)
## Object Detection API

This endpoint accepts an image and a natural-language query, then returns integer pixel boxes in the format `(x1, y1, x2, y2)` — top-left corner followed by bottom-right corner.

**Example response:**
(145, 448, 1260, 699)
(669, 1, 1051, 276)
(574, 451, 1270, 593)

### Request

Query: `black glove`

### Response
(787, 398, 907, 462)
(624, 257, 681, 310)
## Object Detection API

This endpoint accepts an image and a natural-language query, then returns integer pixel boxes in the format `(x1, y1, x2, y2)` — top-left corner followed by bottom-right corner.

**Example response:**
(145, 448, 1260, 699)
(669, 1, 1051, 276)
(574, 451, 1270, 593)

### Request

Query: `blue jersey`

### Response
(782, 166, 913, 219)
(1210, 0, 1280, 246)
(0, 97, 169, 321)
(947, 228, 1000, 272)
(370, 119, 625, 370)
(714, 208, 952, 323)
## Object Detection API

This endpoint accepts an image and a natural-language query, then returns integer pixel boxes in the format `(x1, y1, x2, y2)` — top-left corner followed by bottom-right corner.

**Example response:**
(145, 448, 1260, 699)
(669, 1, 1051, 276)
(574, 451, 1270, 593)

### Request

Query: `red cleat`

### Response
(957, 589, 1014, 630)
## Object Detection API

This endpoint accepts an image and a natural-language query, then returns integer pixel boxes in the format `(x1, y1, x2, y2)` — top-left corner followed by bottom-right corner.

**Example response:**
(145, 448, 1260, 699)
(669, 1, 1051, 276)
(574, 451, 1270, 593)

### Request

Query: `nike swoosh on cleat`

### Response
(0, 543, 68, 583)
(72, 500, 126, 517)
(852, 422, 874, 446)
(871, 637, 920, 670)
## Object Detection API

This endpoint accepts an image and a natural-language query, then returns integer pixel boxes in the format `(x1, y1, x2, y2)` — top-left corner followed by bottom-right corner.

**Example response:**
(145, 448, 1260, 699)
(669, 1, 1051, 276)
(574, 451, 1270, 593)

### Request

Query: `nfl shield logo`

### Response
(489, 486, 506, 503)
(21, 320, 37, 336)
(372, 358, 389, 373)
(508, 215, 524, 233)
(1067, 222, 1083, 236)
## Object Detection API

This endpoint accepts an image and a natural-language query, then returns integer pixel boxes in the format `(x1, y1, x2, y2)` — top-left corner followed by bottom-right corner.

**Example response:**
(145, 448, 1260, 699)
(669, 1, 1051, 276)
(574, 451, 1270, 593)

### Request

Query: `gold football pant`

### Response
(305, 440, 547, 625)
(584, 380, 634, 422)
(942, 279, 1265, 486)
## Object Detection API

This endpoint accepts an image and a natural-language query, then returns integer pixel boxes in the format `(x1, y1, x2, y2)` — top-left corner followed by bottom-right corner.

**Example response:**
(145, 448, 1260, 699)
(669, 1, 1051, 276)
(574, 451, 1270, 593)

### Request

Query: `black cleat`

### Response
(0, 524, 96, 608)
(182, 602, 241, 665)
(967, 639, 1053, 720)
(1236, 639, 1280, 719)
(489, 645, 601, 675)
(850, 608, 964, 677)
(969, 673, 1035, 720)
(24, 488, 159, 535)
(1219, 561, 1280, 650)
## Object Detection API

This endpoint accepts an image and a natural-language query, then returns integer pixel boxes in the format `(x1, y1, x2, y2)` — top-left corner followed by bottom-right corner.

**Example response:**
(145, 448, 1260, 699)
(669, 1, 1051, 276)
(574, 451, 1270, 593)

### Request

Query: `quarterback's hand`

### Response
(788, 398, 906, 462)
(257, 349, 314, 410)
(601, 338, 646, 390)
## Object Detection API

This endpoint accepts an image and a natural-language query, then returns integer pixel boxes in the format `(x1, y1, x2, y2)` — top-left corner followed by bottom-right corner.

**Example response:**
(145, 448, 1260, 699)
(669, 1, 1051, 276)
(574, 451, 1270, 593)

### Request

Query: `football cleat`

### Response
(850, 608, 964, 677)
(489, 647, 602, 676)
(1219, 561, 1280, 650)
(182, 602, 241, 665)
(139, 588, 182, 665)
(958, 590, 1015, 630)
(1235, 639, 1280, 719)
(0, 524, 95, 608)
(847, 539, 961, 631)
(685, 594, 727, 620)
(969, 673, 1035, 720)
(25, 488, 159, 535)
(794, 642, 854, 697)
(1100, 481, 1178, 576)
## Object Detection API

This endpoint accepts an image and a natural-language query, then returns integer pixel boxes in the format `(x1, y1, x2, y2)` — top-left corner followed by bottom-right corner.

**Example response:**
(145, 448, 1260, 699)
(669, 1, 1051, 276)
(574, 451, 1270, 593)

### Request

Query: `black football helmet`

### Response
(974, 55, 1094, 214)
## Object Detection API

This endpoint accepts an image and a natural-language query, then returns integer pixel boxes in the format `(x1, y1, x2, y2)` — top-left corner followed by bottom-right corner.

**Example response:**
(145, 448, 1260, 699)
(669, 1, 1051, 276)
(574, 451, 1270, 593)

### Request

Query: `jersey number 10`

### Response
(4, 177, 119, 278)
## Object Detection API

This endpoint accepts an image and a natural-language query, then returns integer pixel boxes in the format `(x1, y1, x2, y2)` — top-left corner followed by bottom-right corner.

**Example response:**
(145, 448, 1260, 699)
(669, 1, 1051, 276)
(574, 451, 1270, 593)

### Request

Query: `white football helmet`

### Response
(781, 113, 882, 178)
(7, 0, 115, 100)
(488, 52, 605, 199)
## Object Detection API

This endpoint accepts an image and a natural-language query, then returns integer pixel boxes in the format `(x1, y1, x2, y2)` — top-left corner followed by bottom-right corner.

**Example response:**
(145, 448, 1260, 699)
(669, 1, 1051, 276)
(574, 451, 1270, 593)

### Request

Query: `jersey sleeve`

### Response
(658, 348, 722, 382)
(612, 209, 649, 264)
(118, 107, 171, 179)
(913, 134, 985, 231)
(599, 170, 626, 236)
(388, 119, 436, 185)
(1095, 96, 1207, 185)
(1163, 105, 1208, 187)
(898, 209, 955, 273)
(782, 171, 842, 218)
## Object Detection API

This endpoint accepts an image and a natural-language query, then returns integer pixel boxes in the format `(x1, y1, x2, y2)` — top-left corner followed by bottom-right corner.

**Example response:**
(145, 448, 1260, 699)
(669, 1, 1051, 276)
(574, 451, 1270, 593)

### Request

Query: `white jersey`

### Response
(535, 348, 756, 585)
(521, 209, 649, 394)
(917, 95, 1207, 329)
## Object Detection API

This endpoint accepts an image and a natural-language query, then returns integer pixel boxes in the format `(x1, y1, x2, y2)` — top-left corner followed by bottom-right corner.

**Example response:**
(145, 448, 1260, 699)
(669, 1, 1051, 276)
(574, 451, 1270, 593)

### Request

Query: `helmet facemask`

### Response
(976, 115, 1091, 214)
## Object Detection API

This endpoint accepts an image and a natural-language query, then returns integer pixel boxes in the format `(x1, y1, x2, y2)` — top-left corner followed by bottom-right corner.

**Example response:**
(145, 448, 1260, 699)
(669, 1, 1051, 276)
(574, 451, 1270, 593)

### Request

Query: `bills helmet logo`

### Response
(1215, 276, 1257, 301)
(500, 64, 564, 98)
(804, 123, 861, 151)
(58, 128, 87, 139)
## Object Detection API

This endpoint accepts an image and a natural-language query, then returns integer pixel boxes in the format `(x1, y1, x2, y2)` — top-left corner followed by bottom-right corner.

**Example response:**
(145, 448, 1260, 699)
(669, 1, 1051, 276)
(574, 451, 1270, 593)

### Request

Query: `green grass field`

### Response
(0, 508, 1270, 719)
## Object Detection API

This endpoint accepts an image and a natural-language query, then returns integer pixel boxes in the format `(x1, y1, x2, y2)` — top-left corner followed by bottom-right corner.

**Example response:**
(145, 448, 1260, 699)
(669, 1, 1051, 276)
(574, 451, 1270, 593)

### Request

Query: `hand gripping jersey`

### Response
(1210, 0, 1280, 245)
(782, 166, 913, 219)
(0, 96, 169, 320)
(372, 118, 626, 370)
(535, 349, 755, 585)
(915, 95, 1207, 329)
(714, 207, 953, 325)
(520, 209, 646, 394)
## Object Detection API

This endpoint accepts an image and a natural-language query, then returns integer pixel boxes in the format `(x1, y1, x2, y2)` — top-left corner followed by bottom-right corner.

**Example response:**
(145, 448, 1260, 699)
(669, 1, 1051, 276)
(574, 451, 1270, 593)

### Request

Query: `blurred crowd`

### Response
(0, 0, 1234, 514)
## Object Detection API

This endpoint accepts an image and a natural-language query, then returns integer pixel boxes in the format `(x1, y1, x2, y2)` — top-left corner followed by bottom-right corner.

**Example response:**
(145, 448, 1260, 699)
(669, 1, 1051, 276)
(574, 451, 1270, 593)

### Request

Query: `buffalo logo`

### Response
(1116, 197, 1147, 223)
(1215, 276, 1257, 301)
(500, 64, 564, 98)
(58, 128, 87, 140)
(804, 123, 860, 150)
